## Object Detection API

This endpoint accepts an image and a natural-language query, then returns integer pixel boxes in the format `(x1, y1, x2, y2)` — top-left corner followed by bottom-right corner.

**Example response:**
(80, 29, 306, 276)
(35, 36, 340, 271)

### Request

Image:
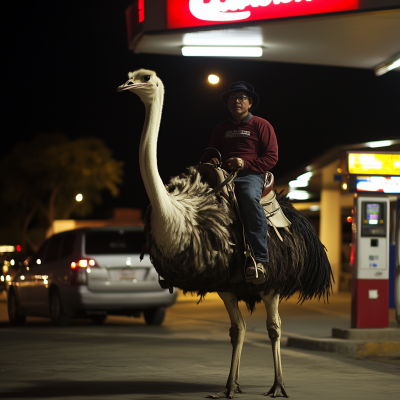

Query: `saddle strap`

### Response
(267, 217, 283, 242)
(207, 170, 237, 196)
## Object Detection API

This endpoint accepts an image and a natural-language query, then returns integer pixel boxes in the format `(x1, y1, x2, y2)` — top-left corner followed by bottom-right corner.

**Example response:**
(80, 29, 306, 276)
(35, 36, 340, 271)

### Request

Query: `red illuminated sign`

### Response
(139, 0, 144, 22)
(167, 0, 359, 29)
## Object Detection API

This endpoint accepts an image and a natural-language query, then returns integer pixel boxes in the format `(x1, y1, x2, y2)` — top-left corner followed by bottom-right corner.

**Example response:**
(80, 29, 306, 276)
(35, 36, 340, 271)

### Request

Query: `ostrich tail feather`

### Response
(272, 191, 334, 303)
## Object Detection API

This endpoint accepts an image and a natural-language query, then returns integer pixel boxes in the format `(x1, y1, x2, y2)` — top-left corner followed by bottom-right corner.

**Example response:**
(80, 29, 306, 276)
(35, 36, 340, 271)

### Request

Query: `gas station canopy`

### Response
(127, 0, 400, 74)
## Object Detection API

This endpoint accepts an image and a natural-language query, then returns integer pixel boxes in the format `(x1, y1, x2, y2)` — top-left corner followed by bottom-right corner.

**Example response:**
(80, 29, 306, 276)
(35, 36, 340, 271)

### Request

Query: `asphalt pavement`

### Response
(0, 290, 399, 400)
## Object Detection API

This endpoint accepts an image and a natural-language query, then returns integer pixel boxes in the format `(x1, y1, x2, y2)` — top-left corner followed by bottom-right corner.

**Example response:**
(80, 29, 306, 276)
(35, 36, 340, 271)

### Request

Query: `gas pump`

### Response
(351, 196, 390, 328)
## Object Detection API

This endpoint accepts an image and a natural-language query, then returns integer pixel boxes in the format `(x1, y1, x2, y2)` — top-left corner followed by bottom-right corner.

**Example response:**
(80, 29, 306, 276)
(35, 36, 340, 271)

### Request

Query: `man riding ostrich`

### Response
(205, 80, 277, 284)
(117, 69, 333, 399)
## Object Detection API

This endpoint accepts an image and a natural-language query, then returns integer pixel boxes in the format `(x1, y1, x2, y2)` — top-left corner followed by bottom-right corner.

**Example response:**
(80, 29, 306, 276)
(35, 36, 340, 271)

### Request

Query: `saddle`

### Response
(200, 164, 291, 232)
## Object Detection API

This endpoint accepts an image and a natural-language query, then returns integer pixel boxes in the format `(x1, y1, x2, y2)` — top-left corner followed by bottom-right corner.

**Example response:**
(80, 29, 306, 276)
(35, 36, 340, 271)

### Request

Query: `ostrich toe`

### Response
(263, 382, 288, 398)
(206, 382, 242, 399)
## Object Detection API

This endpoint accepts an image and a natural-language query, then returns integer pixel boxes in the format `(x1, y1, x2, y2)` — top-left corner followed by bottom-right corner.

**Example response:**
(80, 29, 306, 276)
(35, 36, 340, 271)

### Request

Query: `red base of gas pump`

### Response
(351, 279, 389, 328)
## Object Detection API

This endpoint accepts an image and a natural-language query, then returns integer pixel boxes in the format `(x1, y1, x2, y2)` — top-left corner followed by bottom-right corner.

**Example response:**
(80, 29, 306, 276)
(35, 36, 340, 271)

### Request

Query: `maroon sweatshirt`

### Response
(208, 113, 278, 174)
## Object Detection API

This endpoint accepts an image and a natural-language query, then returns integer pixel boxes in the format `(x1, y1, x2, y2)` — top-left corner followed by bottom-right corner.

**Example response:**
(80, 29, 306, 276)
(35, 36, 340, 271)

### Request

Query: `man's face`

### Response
(227, 91, 253, 115)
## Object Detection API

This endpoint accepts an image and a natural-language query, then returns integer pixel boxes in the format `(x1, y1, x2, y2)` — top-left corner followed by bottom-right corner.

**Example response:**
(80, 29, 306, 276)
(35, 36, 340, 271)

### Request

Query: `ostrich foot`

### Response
(263, 382, 288, 398)
(206, 383, 242, 399)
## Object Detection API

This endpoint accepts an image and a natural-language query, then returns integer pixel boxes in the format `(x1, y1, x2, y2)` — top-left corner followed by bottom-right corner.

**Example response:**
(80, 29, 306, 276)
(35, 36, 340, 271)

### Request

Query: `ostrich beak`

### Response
(117, 79, 153, 92)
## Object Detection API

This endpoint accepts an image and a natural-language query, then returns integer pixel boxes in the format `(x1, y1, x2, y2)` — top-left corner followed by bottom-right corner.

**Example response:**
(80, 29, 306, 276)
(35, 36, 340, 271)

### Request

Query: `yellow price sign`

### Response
(348, 153, 400, 175)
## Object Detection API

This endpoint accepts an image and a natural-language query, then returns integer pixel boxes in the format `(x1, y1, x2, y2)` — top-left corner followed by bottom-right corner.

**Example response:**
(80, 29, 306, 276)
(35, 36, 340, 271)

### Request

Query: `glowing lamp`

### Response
(208, 74, 219, 84)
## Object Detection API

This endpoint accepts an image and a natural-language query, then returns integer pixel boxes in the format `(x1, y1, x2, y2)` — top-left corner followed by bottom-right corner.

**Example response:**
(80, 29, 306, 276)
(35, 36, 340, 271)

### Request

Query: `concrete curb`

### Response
(287, 336, 400, 357)
(332, 327, 400, 341)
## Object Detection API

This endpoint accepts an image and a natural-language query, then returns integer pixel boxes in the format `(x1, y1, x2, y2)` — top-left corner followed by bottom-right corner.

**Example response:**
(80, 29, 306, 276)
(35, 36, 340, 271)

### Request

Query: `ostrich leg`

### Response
(259, 291, 288, 398)
(207, 292, 246, 399)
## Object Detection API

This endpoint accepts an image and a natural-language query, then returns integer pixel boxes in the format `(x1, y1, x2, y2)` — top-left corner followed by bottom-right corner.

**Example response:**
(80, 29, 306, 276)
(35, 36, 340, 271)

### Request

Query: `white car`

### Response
(7, 226, 177, 326)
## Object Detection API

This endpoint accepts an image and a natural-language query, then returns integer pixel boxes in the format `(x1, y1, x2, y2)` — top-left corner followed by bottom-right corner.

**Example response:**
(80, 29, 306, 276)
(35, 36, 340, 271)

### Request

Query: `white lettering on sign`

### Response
(189, 0, 313, 22)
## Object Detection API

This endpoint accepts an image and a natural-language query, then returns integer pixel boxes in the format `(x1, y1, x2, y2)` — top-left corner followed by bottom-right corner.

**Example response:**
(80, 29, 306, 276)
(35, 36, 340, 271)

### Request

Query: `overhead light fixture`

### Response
(375, 53, 400, 76)
(182, 46, 263, 57)
(289, 180, 307, 188)
(287, 190, 310, 201)
(183, 27, 263, 47)
(289, 172, 313, 188)
(366, 140, 393, 148)
(297, 172, 312, 181)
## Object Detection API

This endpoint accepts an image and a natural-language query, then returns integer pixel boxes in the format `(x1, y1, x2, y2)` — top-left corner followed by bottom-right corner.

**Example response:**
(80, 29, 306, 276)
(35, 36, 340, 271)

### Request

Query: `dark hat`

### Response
(221, 81, 259, 110)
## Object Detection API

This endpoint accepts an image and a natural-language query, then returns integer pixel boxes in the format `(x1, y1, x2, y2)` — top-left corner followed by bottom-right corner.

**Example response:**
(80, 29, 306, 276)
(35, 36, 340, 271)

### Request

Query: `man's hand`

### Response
(207, 158, 220, 165)
(226, 157, 244, 171)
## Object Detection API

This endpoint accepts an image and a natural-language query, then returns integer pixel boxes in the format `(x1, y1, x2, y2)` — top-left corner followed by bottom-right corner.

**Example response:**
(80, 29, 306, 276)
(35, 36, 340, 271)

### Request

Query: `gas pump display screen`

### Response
(366, 204, 380, 224)
(361, 202, 386, 237)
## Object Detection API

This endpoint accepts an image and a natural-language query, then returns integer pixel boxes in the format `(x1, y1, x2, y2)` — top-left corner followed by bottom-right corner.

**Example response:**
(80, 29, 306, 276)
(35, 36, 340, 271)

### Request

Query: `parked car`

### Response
(7, 226, 177, 326)
(1, 250, 24, 292)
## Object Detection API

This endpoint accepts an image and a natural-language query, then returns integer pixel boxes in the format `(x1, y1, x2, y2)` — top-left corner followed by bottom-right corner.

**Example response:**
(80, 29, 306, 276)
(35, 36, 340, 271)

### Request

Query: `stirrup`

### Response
(246, 264, 266, 284)
(244, 250, 257, 283)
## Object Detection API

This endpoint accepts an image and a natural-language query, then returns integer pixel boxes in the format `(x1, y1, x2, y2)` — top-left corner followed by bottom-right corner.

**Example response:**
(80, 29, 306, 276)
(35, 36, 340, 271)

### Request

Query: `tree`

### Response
(0, 134, 124, 253)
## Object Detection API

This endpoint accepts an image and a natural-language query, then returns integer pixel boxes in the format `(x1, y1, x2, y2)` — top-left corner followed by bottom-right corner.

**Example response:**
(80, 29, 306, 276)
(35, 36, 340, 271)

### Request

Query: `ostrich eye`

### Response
(143, 75, 151, 82)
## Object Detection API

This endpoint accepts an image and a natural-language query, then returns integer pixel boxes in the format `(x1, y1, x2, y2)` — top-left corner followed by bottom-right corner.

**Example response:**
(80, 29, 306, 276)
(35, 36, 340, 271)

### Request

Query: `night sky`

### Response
(3, 1, 400, 215)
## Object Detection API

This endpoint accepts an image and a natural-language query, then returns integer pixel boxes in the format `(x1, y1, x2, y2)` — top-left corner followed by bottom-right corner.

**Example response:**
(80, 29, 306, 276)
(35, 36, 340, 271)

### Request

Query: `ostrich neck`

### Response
(139, 95, 166, 208)
(139, 91, 183, 253)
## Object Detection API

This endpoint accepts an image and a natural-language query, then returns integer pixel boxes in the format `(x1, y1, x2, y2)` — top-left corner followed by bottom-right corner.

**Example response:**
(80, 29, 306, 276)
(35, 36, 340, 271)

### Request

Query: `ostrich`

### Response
(117, 69, 333, 398)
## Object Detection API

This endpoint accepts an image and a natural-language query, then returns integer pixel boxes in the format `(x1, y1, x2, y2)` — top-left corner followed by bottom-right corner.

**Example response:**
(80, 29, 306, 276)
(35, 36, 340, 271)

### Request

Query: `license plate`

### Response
(109, 268, 147, 281)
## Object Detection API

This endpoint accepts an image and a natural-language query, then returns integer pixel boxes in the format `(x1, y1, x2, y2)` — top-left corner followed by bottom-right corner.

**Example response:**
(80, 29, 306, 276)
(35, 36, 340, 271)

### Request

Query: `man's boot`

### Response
(246, 262, 266, 284)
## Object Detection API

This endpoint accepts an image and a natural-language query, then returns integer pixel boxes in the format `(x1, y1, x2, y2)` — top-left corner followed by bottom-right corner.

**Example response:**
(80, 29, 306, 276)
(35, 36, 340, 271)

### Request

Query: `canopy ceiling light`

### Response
(374, 53, 400, 76)
(182, 46, 263, 57)
(366, 140, 393, 148)
(289, 171, 313, 188)
(287, 190, 310, 201)
(183, 27, 263, 47)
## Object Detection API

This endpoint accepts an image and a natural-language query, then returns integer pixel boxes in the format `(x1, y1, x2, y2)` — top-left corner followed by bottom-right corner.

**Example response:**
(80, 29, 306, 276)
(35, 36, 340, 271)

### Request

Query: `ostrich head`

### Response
(117, 69, 163, 104)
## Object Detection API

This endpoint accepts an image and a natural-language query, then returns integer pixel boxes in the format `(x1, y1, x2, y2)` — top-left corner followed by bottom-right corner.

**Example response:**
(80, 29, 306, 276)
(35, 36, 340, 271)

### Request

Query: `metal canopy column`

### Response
(320, 161, 342, 292)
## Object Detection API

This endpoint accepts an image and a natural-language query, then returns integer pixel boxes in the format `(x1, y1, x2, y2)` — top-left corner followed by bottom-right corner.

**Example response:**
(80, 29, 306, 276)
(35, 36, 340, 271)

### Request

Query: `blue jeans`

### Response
(234, 171, 268, 263)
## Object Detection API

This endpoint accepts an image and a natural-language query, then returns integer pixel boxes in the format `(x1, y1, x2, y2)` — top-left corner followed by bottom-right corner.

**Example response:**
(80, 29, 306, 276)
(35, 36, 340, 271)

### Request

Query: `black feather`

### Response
(144, 167, 334, 313)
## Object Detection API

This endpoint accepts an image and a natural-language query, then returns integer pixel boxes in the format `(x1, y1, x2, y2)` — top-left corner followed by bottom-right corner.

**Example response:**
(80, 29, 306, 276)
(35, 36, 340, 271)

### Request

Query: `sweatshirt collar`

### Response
(230, 112, 253, 126)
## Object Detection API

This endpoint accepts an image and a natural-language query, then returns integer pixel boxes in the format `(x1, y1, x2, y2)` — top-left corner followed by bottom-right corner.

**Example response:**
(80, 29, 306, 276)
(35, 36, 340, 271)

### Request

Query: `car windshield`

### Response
(85, 230, 146, 255)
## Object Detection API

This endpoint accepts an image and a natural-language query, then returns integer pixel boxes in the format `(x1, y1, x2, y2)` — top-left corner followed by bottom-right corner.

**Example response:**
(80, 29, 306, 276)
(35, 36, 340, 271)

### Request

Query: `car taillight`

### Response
(70, 259, 97, 285)
(71, 259, 97, 269)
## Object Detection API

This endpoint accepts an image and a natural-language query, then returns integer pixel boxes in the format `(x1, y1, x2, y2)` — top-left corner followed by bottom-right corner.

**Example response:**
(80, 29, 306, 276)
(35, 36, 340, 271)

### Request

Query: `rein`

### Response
(207, 170, 237, 196)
